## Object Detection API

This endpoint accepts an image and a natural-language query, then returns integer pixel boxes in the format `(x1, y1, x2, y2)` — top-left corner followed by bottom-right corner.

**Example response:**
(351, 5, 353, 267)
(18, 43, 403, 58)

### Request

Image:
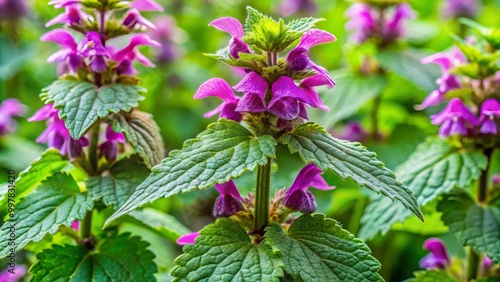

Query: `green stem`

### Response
(371, 94, 382, 141)
(81, 211, 92, 239)
(88, 123, 101, 174)
(254, 158, 271, 231)
(347, 196, 366, 234)
(467, 248, 480, 281)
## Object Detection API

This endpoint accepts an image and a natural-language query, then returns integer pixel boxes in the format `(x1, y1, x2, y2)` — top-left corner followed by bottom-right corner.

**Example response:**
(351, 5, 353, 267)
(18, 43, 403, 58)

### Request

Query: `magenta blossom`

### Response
(233, 72, 268, 113)
(299, 74, 335, 111)
(479, 98, 500, 134)
(0, 99, 26, 136)
(0, 265, 27, 282)
(112, 34, 160, 75)
(149, 15, 185, 64)
(284, 163, 335, 214)
(269, 76, 313, 120)
(209, 17, 250, 59)
(276, 0, 317, 17)
(71, 220, 79, 230)
(194, 78, 242, 121)
(177, 232, 199, 246)
(441, 0, 479, 19)
(78, 31, 110, 72)
(99, 125, 125, 162)
(129, 0, 164, 12)
(337, 122, 369, 143)
(28, 104, 88, 158)
(431, 98, 480, 137)
(419, 238, 451, 269)
(48, 0, 80, 8)
(41, 29, 82, 72)
(122, 8, 156, 30)
(46, 3, 89, 27)
(213, 180, 244, 218)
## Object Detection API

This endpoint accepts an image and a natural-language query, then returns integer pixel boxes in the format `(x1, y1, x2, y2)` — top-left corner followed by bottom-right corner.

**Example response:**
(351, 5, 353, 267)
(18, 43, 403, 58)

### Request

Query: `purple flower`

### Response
(286, 29, 336, 85)
(299, 74, 335, 111)
(122, 8, 156, 30)
(48, 0, 80, 8)
(431, 98, 480, 137)
(213, 180, 244, 218)
(382, 3, 415, 42)
(233, 72, 268, 113)
(71, 220, 79, 230)
(41, 29, 82, 72)
(112, 34, 160, 75)
(0, 0, 28, 22)
(99, 125, 125, 162)
(0, 265, 27, 282)
(194, 78, 242, 121)
(129, 0, 164, 12)
(276, 0, 317, 17)
(149, 16, 185, 64)
(284, 163, 334, 214)
(441, 0, 479, 19)
(209, 17, 250, 59)
(28, 104, 88, 158)
(46, 4, 88, 27)
(269, 76, 313, 120)
(338, 122, 368, 142)
(479, 98, 500, 134)
(177, 231, 199, 245)
(419, 238, 451, 269)
(78, 31, 109, 72)
(0, 99, 26, 136)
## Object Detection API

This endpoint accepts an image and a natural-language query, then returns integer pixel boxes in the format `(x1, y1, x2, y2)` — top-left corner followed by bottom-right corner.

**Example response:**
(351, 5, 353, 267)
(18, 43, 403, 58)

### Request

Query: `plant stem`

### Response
(254, 158, 271, 231)
(467, 248, 480, 281)
(81, 211, 92, 239)
(88, 123, 101, 174)
(371, 94, 382, 141)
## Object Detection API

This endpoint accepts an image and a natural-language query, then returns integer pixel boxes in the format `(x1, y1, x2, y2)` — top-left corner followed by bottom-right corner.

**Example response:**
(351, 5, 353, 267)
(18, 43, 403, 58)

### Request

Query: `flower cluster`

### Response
(345, 2, 415, 45)
(419, 238, 451, 270)
(195, 15, 336, 129)
(0, 99, 26, 136)
(420, 44, 500, 137)
(42, 0, 163, 82)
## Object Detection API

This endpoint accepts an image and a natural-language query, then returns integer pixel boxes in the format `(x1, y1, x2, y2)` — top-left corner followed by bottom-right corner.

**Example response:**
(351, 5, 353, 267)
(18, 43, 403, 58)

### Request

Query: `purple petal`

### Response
(419, 254, 449, 269)
(209, 17, 244, 38)
(130, 0, 164, 12)
(431, 98, 479, 126)
(176, 232, 199, 245)
(302, 88, 329, 111)
(311, 65, 336, 87)
(41, 29, 77, 50)
(270, 76, 311, 109)
(268, 97, 301, 120)
(28, 104, 57, 122)
(297, 29, 336, 50)
(416, 90, 446, 110)
(480, 98, 500, 117)
(300, 74, 335, 88)
(215, 180, 242, 200)
(203, 103, 225, 118)
(123, 8, 157, 30)
(421, 53, 454, 72)
(219, 102, 242, 121)
(298, 102, 309, 119)
(91, 55, 108, 72)
(233, 72, 268, 97)
(480, 119, 497, 134)
(71, 220, 79, 230)
(194, 78, 236, 102)
(106, 125, 125, 142)
(423, 238, 451, 261)
(235, 92, 267, 112)
(0, 99, 26, 116)
(449, 119, 468, 135)
(285, 163, 324, 202)
(310, 175, 335, 190)
(0, 264, 27, 282)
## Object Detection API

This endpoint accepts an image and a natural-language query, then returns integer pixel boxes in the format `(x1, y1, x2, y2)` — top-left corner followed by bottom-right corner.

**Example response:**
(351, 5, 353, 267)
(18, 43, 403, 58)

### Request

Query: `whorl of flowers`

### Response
(194, 7, 336, 135)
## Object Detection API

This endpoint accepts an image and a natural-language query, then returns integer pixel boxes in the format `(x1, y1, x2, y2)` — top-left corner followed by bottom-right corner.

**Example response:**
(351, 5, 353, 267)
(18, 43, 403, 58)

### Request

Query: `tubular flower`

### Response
(122, 8, 156, 30)
(209, 17, 250, 59)
(213, 180, 244, 218)
(112, 34, 160, 75)
(233, 72, 268, 113)
(129, 0, 164, 12)
(176, 232, 199, 245)
(194, 78, 242, 121)
(28, 104, 88, 158)
(46, 3, 89, 27)
(419, 238, 451, 270)
(41, 29, 82, 72)
(0, 99, 26, 136)
(99, 125, 125, 162)
(479, 98, 500, 134)
(430, 98, 480, 137)
(78, 32, 110, 72)
(284, 163, 335, 214)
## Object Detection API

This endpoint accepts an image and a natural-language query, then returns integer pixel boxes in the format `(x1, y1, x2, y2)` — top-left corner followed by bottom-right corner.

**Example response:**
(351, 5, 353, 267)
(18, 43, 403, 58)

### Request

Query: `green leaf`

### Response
(460, 18, 500, 49)
(171, 218, 283, 281)
(0, 149, 70, 219)
(86, 155, 149, 209)
(285, 17, 323, 34)
(376, 49, 440, 93)
(438, 190, 500, 264)
(265, 214, 382, 281)
(41, 80, 145, 139)
(110, 110, 165, 168)
(311, 70, 388, 128)
(128, 208, 191, 242)
(408, 270, 457, 282)
(0, 173, 93, 258)
(245, 6, 266, 32)
(29, 233, 157, 281)
(359, 139, 487, 240)
(105, 119, 276, 225)
(280, 123, 422, 220)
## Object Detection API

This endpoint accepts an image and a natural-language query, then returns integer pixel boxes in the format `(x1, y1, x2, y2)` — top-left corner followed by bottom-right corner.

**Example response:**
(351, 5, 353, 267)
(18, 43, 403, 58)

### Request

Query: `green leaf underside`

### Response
(171, 218, 283, 281)
(41, 80, 145, 139)
(438, 190, 500, 264)
(313, 72, 388, 128)
(358, 139, 487, 240)
(409, 270, 456, 282)
(0, 173, 93, 258)
(110, 110, 165, 168)
(86, 155, 150, 209)
(105, 119, 276, 225)
(280, 123, 422, 220)
(29, 233, 157, 282)
(1, 149, 69, 217)
(266, 214, 382, 282)
(128, 208, 191, 242)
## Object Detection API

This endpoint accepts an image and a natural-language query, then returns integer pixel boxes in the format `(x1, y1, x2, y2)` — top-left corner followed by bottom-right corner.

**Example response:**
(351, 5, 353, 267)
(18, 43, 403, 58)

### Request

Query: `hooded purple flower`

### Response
(441, 0, 479, 19)
(46, 3, 88, 27)
(0, 265, 26, 282)
(209, 17, 250, 59)
(269, 76, 313, 120)
(284, 163, 335, 214)
(41, 29, 82, 72)
(382, 3, 415, 42)
(299, 74, 335, 111)
(233, 72, 268, 113)
(431, 98, 480, 137)
(276, 0, 317, 17)
(419, 238, 451, 269)
(194, 78, 242, 121)
(129, 0, 164, 12)
(177, 231, 199, 245)
(28, 104, 88, 158)
(345, 3, 377, 44)
(213, 180, 244, 218)
(479, 98, 500, 134)
(99, 125, 125, 162)
(0, 99, 26, 135)
(286, 29, 336, 85)
(78, 31, 109, 72)
(112, 34, 160, 75)
(122, 8, 156, 30)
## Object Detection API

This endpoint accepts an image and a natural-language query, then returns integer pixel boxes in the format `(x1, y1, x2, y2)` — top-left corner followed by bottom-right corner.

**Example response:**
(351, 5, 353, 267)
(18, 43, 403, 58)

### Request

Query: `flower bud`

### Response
(284, 189, 317, 214)
(212, 194, 244, 218)
(229, 38, 250, 59)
